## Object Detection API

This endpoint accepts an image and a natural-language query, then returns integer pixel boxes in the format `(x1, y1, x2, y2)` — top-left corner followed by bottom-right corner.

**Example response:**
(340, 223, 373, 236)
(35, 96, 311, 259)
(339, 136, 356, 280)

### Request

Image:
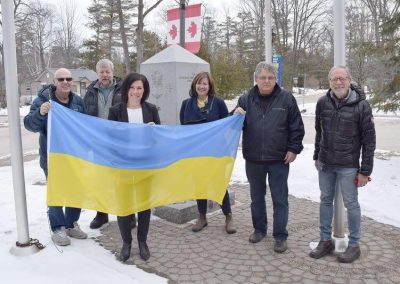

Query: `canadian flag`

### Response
(167, 3, 202, 54)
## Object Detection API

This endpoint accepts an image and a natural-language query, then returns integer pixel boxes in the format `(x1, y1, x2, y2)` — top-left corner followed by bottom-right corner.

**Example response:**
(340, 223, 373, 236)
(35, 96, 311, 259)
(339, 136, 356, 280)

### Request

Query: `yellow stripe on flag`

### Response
(47, 153, 234, 216)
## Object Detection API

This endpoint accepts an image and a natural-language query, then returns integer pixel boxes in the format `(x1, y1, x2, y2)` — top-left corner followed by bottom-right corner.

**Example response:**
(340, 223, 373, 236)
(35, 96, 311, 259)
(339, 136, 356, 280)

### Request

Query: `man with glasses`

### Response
(309, 66, 376, 263)
(234, 62, 305, 253)
(24, 68, 87, 246)
(83, 59, 127, 229)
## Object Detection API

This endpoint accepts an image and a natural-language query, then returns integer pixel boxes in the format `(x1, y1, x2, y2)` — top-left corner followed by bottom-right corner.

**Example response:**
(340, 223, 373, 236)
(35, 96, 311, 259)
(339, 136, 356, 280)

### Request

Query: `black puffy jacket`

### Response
(237, 84, 305, 161)
(83, 77, 122, 117)
(313, 84, 376, 176)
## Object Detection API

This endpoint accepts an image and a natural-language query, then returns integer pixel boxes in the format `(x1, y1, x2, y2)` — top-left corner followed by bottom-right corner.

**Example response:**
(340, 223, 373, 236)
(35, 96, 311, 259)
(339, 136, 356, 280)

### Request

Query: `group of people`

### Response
(24, 59, 375, 265)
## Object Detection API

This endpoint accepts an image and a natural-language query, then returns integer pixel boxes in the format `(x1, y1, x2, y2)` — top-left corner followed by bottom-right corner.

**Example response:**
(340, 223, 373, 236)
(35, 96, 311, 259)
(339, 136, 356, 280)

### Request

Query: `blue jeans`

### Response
(48, 206, 82, 231)
(44, 167, 82, 231)
(318, 166, 360, 246)
(245, 160, 289, 240)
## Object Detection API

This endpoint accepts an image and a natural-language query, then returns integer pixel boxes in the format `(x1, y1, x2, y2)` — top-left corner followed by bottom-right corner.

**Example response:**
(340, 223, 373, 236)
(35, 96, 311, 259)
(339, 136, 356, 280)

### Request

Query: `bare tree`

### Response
(19, 0, 55, 73)
(271, 0, 328, 88)
(360, 0, 400, 46)
(53, 0, 81, 68)
(136, 0, 164, 72)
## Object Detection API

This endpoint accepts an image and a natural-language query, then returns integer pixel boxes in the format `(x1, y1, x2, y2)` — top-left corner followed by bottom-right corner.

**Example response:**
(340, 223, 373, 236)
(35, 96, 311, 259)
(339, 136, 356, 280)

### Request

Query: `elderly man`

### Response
(310, 66, 376, 263)
(24, 68, 87, 246)
(83, 59, 128, 229)
(234, 62, 305, 253)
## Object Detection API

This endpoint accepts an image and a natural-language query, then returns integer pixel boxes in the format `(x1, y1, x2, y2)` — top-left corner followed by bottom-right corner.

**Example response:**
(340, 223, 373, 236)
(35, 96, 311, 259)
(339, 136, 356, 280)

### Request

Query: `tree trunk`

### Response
(116, 0, 131, 74)
(136, 0, 144, 73)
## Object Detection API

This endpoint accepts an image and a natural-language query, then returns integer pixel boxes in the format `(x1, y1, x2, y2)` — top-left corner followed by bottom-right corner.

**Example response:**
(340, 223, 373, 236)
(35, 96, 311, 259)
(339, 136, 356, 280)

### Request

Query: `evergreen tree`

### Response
(370, 11, 400, 112)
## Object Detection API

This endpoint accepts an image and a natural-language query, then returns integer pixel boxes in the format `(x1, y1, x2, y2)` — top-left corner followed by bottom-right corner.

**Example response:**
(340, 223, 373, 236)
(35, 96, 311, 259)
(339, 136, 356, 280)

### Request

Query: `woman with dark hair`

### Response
(108, 72, 160, 262)
(179, 71, 237, 234)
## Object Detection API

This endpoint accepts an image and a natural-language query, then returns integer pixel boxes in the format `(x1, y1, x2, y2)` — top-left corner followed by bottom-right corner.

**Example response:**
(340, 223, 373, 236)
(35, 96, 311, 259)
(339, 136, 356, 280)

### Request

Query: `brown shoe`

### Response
(309, 240, 334, 259)
(225, 213, 237, 234)
(192, 214, 207, 232)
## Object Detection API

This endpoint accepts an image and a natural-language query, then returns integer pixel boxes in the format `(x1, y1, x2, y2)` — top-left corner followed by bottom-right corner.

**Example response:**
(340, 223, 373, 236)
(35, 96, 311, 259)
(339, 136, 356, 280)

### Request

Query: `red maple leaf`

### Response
(169, 24, 178, 40)
(187, 21, 197, 38)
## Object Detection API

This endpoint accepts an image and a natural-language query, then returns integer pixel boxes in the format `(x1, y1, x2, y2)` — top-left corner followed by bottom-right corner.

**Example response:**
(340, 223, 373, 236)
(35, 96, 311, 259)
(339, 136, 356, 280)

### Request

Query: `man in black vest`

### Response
(234, 62, 305, 253)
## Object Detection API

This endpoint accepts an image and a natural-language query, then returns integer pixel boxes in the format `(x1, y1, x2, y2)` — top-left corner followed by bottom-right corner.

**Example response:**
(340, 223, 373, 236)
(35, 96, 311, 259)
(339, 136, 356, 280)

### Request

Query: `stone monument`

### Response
(141, 44, 210, 125)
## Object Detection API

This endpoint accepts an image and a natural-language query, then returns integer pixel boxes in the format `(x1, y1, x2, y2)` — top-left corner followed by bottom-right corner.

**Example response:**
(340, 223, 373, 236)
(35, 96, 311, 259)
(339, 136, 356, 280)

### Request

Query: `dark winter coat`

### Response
(84, 77, 122, 117)
(108, 102, 160, 124)
(237, 84, 305, 162)
(23, 85, 86, 172)
(179, 95, 228, 125)
(313, 84, 376, 176)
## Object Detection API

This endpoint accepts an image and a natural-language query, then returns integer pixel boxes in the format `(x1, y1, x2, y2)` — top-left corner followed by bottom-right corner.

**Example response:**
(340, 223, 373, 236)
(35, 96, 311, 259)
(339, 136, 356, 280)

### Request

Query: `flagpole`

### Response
(179, 0, 186, 47)
(1, 0, 41, 255)
(332, 0, 347, 250)
(264, 0, 272, 63)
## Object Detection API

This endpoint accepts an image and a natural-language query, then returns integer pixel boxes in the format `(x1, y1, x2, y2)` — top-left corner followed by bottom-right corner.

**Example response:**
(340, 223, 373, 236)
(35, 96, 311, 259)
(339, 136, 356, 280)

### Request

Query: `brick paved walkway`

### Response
(97, 183, 400, 283)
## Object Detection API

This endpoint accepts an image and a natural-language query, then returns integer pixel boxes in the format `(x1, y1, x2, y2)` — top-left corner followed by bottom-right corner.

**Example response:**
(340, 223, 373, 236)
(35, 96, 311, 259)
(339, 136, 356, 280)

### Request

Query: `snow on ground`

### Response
(0, 160, 167, 284)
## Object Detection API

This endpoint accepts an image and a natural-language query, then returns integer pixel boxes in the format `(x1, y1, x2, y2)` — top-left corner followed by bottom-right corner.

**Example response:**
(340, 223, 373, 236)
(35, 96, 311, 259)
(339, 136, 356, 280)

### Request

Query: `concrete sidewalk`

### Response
(97, 183, 400, 284)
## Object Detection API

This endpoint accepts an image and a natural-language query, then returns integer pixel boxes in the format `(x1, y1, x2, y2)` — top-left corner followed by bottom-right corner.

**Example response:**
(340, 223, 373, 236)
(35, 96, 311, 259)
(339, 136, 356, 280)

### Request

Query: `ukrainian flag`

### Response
(47, 102, 244, 216)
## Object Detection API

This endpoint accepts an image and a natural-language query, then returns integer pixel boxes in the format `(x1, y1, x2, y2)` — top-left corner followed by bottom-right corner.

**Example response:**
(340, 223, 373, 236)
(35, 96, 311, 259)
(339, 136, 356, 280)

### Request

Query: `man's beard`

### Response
(100, 79, 112, 88)
(333, 88, 348, 100)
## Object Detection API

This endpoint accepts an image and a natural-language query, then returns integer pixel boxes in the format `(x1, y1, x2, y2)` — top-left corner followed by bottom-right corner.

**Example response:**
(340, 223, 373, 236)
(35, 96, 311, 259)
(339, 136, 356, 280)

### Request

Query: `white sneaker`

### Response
(67, 222, 88, 239)
(52, 227, 71, 246)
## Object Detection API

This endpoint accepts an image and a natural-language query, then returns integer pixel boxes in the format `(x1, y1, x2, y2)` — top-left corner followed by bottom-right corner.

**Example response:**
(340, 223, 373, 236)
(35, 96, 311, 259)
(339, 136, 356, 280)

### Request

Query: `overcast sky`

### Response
(43, 0, 240, 40)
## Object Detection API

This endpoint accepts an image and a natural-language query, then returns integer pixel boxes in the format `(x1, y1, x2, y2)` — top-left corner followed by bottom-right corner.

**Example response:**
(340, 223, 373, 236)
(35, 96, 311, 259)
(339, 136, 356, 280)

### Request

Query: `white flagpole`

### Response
(332, 0, 347, 249)
(1, 0, 41, 255)
(264, 0, 272, 63)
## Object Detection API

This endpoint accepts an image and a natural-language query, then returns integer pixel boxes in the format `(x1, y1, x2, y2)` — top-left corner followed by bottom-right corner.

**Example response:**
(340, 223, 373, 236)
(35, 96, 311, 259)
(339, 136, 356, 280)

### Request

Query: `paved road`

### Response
(0, 117, 38, 158)
(295, 93, 400, 152)
(301, 116, 400, 152)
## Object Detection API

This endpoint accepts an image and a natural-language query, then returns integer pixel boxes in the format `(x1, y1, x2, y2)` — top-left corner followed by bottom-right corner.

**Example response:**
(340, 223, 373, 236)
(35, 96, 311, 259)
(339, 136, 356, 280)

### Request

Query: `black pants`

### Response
(117, 209, 151, 244)
(197, 190, 231, 215)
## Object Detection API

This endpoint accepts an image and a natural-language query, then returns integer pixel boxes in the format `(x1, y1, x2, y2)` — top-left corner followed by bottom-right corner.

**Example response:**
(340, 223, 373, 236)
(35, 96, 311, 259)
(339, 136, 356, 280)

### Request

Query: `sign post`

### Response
(272, 54, 283, 86)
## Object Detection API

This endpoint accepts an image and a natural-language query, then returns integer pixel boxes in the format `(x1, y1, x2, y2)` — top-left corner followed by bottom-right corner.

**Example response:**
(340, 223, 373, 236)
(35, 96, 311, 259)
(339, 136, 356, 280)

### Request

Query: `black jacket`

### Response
(313, 84, 376, 176)
(180, 95, 228, 125)
(108, 102, 160, 124)
(84, 77, 122, 117)
(237, 84, 305, 161)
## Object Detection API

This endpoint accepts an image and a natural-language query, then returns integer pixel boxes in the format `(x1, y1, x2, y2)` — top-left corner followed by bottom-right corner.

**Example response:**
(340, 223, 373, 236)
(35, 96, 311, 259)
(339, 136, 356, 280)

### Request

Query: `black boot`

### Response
(90, 212, 109, 229)
(119, 242, 131, 262)
(138, 241, 150, 261)
(337, 245, 361, 263)
(249, 230, 266, 243)
(309, 240, 334, 259)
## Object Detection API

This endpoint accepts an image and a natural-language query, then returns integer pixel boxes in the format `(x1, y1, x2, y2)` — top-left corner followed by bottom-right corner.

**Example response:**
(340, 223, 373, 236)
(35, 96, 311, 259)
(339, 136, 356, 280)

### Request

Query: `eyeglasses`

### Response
(257, 76, 276, 81)
(330, 77, 348, 83)
(56, 77, 73, 82)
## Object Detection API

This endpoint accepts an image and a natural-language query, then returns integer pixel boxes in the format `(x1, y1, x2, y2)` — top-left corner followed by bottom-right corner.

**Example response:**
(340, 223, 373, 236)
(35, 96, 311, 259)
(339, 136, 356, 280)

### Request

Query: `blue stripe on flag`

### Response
(49, 102, 244, 169)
